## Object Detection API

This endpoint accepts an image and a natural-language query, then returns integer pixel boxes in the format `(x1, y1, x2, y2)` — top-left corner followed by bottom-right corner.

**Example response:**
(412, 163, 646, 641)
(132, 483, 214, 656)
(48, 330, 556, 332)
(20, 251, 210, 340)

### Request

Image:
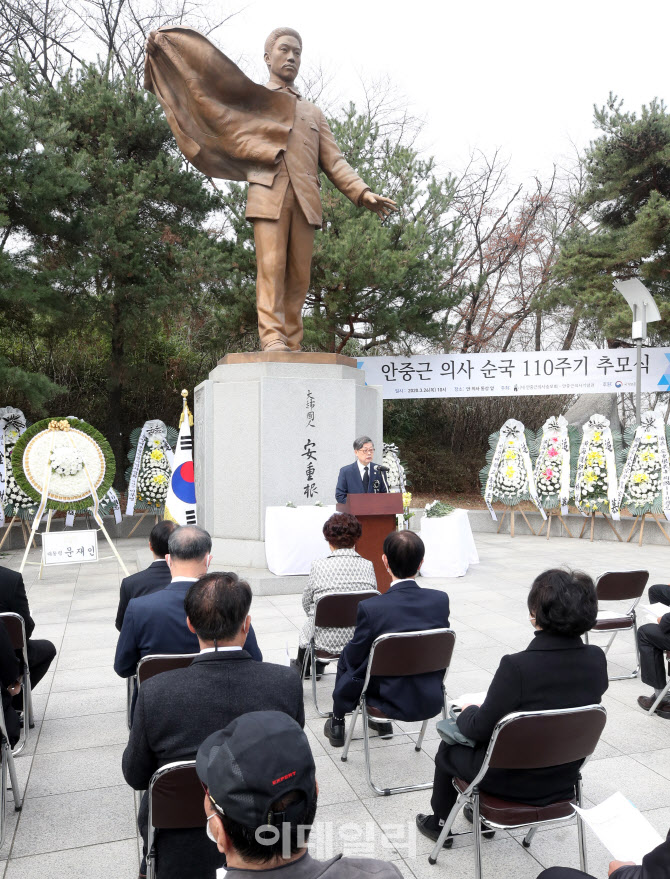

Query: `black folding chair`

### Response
(428, 704, 607, 879)
(146, 760, 205, 879)
(303, 590, 378, 717)
(584, 570, 648, 680)
(137, 653, 197, 688)
(0, 696, 23, 848)
(341, 628, 456, 796)
(0, 613, 33, 756)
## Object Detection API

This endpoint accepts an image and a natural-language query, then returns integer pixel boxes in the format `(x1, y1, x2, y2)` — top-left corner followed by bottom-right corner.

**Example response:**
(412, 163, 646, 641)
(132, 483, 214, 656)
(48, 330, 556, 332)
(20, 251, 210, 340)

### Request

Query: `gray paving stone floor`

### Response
(0, 528, 669, 878)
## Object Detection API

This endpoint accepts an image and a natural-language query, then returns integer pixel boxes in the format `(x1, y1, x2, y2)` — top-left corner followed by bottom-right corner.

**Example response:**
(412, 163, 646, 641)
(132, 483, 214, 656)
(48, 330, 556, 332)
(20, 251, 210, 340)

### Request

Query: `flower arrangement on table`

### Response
(573, 414, 621, 518)
(480, 418, 545, 519)
(11, 417, 115, 513)
(382, 442, 408, 493)
(617, 410, 670, 518)
(425, 500, 454, 518)
(1, 407, 37, 519)
(533, 415, 580, 513)
(125, 420, 177, 514)
(402, 491, 413, 527)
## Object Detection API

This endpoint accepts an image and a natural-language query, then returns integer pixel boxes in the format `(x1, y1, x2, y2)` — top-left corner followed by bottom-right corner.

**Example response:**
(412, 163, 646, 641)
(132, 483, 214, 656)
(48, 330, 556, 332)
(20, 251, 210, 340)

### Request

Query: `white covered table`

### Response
(419, 509, 479, 578)
(265, 505, 336, 575)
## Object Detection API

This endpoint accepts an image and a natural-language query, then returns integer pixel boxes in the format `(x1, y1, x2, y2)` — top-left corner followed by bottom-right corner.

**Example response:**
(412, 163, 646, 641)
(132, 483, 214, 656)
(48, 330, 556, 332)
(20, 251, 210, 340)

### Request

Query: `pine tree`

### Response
(0, 63, 231, 479)
(552, 95, 670, 340)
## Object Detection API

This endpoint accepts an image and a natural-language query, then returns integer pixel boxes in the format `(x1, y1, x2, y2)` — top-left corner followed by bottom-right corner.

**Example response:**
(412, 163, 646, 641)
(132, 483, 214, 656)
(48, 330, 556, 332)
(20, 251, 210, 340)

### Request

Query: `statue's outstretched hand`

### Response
(360, 191, 398, 221)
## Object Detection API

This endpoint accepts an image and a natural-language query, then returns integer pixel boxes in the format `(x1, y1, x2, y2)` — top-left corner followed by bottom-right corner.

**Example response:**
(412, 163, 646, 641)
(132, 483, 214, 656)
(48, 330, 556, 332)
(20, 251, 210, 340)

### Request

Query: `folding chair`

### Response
(584, 570, 648, 680)
(146, 760, 205, 879)
(126, 675, 136, 730)
(137, 653, 197, 688)
(304, 590, 379, 717)
(341, 628, 456, 796)
(428, 704, 607, 879)
(126, 654, 197, 729)
(0, 698, 23, 849)
(646, 651, 670, 716)
(0, 613, 33, 756)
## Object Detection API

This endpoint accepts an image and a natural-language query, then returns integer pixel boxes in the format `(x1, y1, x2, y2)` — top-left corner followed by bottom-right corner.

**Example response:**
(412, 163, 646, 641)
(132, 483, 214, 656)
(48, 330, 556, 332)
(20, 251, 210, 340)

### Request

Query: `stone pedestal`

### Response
(194, 354, 382, 568)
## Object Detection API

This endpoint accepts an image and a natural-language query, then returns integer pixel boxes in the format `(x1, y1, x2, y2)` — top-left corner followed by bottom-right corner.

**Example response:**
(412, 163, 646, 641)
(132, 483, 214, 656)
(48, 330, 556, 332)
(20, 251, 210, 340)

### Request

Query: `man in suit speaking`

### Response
(336, 436, 389, 503)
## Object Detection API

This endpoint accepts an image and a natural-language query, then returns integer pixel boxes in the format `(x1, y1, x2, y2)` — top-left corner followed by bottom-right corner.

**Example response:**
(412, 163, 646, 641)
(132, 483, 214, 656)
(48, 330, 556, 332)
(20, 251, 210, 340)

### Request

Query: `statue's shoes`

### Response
(263, 340, 290, 351)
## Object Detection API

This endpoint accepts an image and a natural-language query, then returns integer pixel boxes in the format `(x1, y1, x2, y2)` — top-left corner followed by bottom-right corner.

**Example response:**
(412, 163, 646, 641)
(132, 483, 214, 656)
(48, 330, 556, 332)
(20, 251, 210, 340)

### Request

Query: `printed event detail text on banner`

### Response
(357, 348, 670, 399)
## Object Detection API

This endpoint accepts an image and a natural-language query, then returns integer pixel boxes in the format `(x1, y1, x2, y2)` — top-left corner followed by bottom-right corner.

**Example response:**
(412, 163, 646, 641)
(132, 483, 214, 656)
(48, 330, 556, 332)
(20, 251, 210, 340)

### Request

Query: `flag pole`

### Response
(180, 389, 193, 428)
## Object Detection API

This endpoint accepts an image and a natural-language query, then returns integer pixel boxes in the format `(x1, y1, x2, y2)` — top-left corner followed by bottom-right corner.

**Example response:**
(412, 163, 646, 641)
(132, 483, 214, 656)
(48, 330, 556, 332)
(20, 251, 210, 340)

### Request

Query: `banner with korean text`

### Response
(357, 348, 670, 399)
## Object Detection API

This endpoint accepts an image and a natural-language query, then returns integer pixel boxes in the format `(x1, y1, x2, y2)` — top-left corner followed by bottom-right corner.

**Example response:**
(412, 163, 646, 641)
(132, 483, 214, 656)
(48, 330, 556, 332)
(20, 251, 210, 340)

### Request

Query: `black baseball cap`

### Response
(196, 711, 316, 828)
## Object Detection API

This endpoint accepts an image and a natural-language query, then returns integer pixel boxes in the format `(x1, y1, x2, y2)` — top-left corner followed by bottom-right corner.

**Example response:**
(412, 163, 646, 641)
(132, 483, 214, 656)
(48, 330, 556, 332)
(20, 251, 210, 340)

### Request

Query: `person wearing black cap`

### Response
(198, 711, 402, 879)
(122, 573, 304, 879)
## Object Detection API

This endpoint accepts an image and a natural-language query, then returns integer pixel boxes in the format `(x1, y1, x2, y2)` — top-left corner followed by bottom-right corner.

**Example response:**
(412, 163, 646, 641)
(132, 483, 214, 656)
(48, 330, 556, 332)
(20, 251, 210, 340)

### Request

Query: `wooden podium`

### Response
(336, 494, 403, 592)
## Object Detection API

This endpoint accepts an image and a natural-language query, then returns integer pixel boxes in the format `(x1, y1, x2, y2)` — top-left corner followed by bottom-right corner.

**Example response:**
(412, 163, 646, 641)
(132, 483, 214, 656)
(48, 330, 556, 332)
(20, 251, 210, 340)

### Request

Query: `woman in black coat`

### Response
(416, 568, 609, 846)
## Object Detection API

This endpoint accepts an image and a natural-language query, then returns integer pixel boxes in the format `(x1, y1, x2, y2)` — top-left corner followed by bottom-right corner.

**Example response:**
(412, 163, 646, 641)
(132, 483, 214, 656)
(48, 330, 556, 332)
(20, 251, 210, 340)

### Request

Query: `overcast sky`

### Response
(218, 0, 669, 186)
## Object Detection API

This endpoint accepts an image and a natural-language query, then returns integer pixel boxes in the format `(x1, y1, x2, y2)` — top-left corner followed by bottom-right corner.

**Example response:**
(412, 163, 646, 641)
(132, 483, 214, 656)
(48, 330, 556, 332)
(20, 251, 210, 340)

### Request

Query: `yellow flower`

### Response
(584, 470, 597, 484)
(633, 472, 649, 484)
(504, 450, 516, 460)
(640, 450, 655, 462)
(593, 431, 602, 442)
(150, 449, 164, 461)
(505, 466, 516, 478)
(402, 492, 412, 508)
(151, 473, 168, 486)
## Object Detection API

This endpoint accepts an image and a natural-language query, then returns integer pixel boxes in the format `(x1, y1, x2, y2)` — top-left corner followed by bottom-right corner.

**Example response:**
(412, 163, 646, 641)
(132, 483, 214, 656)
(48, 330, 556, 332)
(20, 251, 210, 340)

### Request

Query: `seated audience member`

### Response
(637, 582, 670, 717)
(0, 564, 56, 713)
(416, 568, 608, 849)
(122, 572, 304, 879)
(293, 512, 377, 679)
(114, 525, 261, 679)
(536, 827, 670, 879)
(323, 530, 450, 748)
(198, 711, 403, 879)
(115, 520, 176, 631)
(0, 622, 23, 747)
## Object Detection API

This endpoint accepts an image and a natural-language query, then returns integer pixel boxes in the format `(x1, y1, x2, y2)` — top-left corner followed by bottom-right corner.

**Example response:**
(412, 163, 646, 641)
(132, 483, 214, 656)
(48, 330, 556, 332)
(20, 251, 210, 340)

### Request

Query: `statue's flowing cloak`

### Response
(144, 26, 296, 181)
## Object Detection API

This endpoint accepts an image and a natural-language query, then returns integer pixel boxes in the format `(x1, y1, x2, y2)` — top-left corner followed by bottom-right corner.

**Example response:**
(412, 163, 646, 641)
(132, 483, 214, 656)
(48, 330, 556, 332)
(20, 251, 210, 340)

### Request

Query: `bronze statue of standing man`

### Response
(145, 26, 396, 352)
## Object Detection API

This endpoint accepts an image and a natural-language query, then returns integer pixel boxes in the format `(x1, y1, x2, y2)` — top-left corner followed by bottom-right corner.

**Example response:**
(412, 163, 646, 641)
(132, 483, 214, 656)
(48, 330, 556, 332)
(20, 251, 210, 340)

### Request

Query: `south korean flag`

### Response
(165, 410, 197, 526)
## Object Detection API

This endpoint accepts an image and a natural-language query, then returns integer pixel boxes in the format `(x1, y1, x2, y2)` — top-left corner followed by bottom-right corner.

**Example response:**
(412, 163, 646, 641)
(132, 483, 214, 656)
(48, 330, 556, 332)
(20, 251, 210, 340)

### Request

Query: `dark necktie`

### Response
(363, 465, 369, 492)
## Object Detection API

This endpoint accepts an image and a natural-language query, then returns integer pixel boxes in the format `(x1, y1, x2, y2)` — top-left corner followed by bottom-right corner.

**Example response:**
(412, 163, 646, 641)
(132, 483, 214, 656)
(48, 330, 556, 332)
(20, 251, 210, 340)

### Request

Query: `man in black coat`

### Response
(122, 571, 304, 879)
(323, 530, 450, 747)
(0, 564, 56, 709)
(536, 828, 670, 879)
(637, 582, 670, 717)
(115, 520, 176, 631)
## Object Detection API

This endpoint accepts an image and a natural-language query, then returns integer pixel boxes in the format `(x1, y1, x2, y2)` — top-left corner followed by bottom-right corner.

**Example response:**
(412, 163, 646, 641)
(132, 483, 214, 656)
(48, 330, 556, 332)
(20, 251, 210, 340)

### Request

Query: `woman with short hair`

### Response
(416, 568, 608, 847)
(293, 513, 377, 678)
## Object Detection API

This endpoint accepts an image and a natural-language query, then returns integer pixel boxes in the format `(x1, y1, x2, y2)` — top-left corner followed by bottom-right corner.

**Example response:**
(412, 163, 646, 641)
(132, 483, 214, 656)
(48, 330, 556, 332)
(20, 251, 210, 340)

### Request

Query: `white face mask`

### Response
(206, 814, 218, 844)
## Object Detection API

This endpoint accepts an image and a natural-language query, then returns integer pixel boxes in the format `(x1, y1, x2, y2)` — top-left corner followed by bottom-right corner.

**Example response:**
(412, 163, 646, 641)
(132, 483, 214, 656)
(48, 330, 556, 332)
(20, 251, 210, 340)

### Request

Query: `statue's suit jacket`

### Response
(144, 29, 370, 229)
(246, 83, 369, 228)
